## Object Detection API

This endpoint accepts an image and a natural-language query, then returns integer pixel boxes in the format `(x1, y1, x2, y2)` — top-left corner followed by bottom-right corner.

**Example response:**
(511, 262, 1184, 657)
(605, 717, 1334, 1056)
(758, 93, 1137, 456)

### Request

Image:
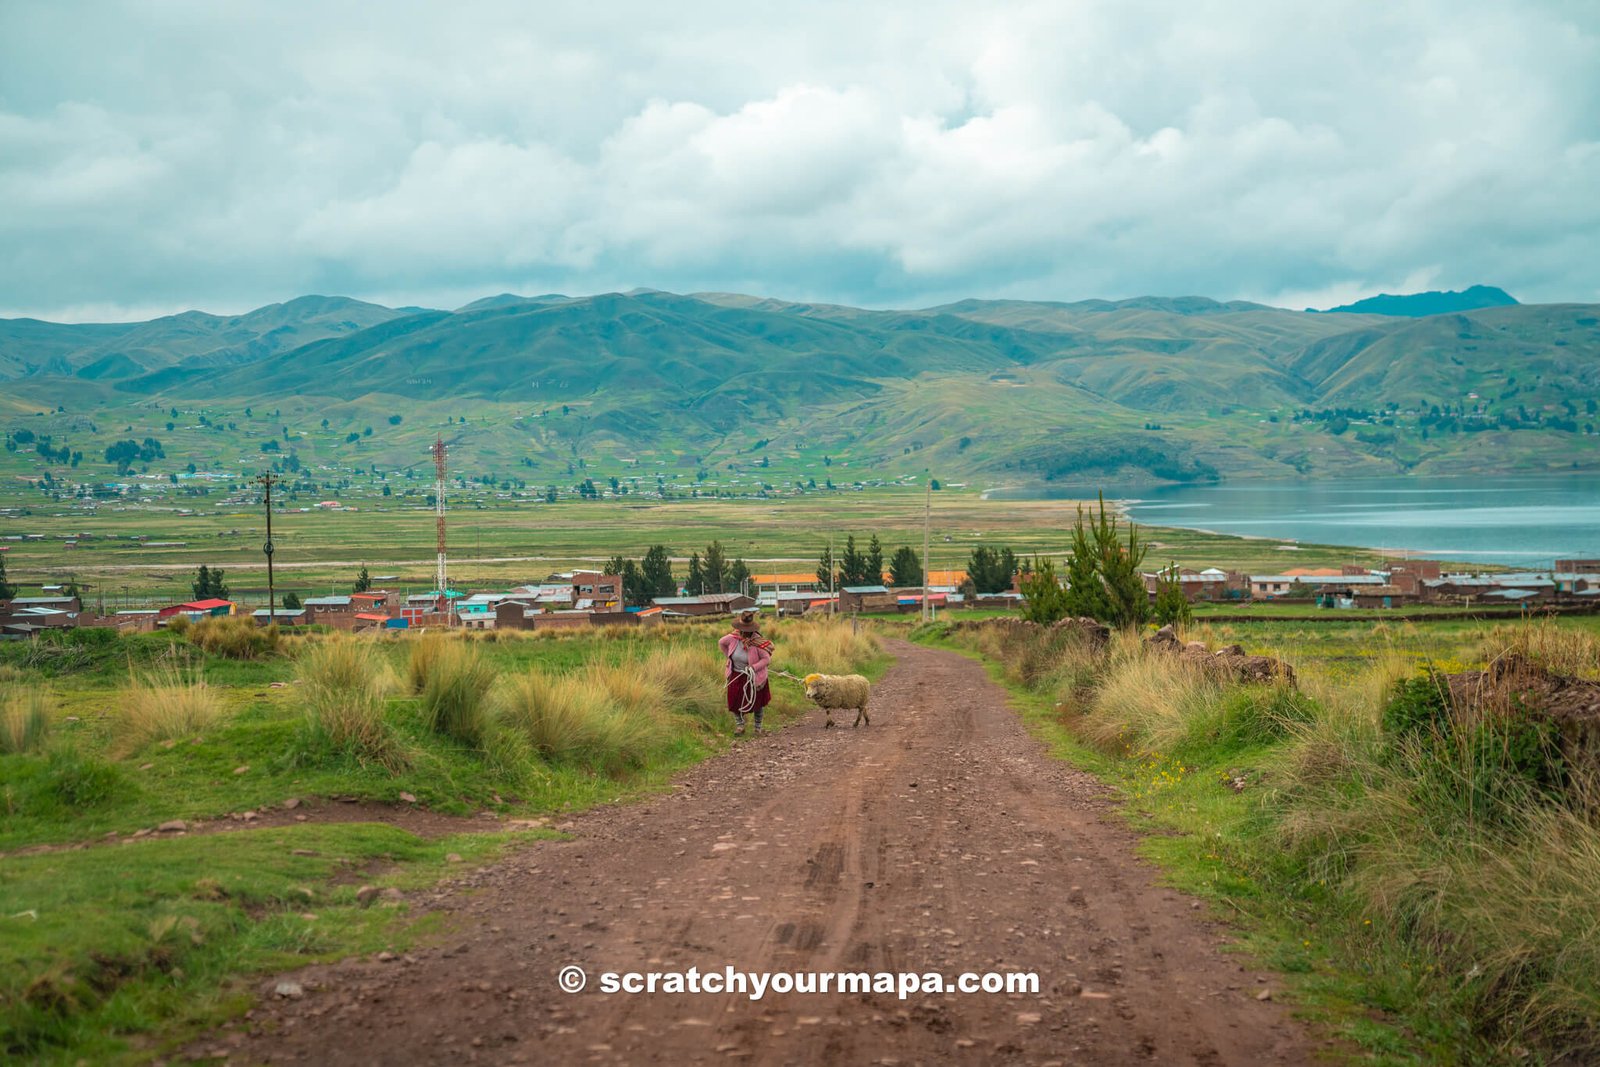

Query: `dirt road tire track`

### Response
(191, 640, 1326, 1065)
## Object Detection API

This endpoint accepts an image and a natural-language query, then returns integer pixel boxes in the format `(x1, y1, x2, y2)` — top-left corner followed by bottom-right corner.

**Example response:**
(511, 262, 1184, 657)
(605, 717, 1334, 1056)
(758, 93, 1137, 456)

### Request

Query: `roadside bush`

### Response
(295, 637, 407, 771)
(114, 666, 222, 754)
(1381, 672, 1568, 824)
(0, 684, 51, 755)
(188, 616, 279, 659)
(1380, 673, 1451, 741)
(418, 640, 494, 745)
(165, 614, 191, 636)
(1198, 682, 1319, 753)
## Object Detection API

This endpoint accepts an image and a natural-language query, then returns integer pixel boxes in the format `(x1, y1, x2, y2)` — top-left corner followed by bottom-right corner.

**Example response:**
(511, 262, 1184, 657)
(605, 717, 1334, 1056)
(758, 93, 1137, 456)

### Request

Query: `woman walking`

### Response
(719, 610, 772, 735)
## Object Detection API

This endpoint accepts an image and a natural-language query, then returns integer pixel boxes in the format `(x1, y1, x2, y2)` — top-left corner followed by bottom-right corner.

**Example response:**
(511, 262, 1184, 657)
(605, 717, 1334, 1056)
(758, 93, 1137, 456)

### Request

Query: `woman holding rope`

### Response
(719, 610, 773, 736)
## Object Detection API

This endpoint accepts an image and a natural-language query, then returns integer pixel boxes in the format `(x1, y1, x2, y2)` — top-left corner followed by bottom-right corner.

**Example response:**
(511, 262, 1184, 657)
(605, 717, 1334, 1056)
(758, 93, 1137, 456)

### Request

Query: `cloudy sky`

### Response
(2, 1, 1597, 321)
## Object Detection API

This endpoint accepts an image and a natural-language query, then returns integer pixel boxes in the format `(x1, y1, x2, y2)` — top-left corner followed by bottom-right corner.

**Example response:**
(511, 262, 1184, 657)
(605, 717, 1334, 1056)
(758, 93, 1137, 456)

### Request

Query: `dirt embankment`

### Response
(187, 641, 1326, 1065)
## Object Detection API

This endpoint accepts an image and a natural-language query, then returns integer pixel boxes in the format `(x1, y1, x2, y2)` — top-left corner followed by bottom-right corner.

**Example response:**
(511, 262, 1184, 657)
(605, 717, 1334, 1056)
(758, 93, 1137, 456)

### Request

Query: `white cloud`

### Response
(1, 0, 1597, 319)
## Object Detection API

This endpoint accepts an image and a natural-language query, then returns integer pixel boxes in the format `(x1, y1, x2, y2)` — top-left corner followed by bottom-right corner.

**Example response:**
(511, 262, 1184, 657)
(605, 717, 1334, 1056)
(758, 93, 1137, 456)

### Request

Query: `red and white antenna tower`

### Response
(431, 436, 448, 603)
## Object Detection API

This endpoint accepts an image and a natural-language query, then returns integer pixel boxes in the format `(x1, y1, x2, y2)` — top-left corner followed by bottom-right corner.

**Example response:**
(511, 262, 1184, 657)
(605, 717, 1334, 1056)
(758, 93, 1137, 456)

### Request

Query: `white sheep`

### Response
(802, 672, 872, 728)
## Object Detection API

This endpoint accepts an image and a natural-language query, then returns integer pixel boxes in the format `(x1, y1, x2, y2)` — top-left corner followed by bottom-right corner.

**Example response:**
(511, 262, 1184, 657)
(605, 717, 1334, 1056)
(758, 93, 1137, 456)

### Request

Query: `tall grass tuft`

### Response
(1077, 650, 1224, 755)
(0, 683, 52, 755)
(640, 644, 724, 720)
(1482, 619, 1600, 679)
(772, 618, 881, 676)
(495, 667, 672, 774)
(405, 632, 449, 693)
(418, 640, 495, 745)
(114, 666, 222, 754)
(295, 637, 407, 770)
(187, 615, 280, 659)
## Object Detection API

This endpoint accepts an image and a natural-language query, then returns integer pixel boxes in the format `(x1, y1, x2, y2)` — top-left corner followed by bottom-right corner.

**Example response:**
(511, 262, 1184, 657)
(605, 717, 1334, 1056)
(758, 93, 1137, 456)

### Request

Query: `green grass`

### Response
(0, 821, 536, 1064)
(920, 616, 1600, 1065)
(0, 619, 882, 1062)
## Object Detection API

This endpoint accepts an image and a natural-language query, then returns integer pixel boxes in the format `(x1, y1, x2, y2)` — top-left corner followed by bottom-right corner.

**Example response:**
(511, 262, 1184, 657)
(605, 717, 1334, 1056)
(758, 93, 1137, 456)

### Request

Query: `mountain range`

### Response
(1, 287, 1596, 485)
(1316, 285, 1519, 317)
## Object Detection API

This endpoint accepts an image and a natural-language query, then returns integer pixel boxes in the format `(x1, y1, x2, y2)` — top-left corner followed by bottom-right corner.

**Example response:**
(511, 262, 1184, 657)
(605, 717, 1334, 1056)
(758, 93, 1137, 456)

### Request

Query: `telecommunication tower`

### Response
(431, 436, 448, 604)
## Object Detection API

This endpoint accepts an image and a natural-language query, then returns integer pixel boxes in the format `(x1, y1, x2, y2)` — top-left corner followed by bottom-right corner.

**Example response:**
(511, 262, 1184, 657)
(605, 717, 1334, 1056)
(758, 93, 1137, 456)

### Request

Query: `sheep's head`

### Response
(803, 672, 822, 699)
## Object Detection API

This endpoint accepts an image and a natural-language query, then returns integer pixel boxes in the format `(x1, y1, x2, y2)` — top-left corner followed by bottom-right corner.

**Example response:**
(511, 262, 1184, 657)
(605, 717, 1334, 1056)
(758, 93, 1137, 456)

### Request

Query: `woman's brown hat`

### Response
(732, 610, 761, 633)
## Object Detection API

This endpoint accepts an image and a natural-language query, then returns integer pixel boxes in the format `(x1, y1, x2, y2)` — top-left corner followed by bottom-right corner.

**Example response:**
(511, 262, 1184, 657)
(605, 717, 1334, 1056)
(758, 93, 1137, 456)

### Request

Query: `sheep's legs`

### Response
(853, 707, 869, 727)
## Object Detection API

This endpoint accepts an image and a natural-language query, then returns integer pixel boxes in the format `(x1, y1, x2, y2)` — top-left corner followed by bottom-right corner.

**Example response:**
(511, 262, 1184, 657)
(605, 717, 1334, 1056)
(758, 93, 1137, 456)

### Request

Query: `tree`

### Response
(1152, 562, 1192, 627)
(840, 535, 873, 586)
(866, 535, 884, 585)
(606, 555, 649, 607)
(282, 591, 302, 610)
(816, 544, 838, 590)
(1089, 493, 1148, 627)
(1062, 506, 1112, 621)
(1020, 558, 1071, 624)
(354, 565, 371, 593)
(888, 545, 923, 587)
(965, 546, 1019, 594)
(192, 565, 230, 601)
(641, 545, 676, 598)
(728, 558, 751, 594)
(701, 540, 729, 595)
(0, 551, 16, 601)
(686, 552, 705, 596)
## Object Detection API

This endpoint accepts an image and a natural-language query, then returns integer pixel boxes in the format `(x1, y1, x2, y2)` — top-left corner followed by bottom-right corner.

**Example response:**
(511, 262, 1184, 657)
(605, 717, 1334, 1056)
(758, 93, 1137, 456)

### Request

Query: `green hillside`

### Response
(0, 296, 402, 380)
(1, 290, 1597, 500)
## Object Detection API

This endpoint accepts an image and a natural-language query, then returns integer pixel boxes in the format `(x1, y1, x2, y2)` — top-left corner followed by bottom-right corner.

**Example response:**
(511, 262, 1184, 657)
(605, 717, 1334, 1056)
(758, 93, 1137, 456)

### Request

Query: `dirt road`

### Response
(194, 641, 1325, 1065)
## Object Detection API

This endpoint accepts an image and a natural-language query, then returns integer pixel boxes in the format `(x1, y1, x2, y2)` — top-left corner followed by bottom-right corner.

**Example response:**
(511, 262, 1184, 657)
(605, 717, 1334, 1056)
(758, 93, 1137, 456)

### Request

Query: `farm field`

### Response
(0, 488, 1412, 604)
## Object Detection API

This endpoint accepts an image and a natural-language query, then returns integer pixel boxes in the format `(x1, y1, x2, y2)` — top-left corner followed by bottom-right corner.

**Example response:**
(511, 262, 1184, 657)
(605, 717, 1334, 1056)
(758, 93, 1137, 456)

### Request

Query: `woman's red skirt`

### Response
(725, 674, 771, 714)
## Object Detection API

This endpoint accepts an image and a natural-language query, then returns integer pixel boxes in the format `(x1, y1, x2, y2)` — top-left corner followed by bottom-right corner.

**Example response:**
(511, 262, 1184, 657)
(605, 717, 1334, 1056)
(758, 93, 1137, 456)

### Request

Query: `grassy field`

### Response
(0, 488, 1407, 604)
(924, 614, 1600, 1065)
(0, 618, 884, 1063)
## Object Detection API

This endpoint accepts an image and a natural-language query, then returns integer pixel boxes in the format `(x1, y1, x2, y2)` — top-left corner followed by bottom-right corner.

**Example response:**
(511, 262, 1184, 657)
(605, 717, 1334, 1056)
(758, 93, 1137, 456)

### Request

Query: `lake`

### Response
(986, 475, 1600, 567)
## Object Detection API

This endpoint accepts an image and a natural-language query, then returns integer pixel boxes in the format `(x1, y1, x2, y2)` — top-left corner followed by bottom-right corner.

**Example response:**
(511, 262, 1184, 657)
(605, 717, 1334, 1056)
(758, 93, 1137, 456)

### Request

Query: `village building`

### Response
(571, 570, 624, 613)
(6, 594, 83, 612)
(752, 572, 823, 597)
(838, 585, 897, 613)
(0, 605, 79, 637)
(1142, 567, 1249, 602)
(251, 607, 308, 626)
(649, 593, 757, 618)
(156, 598, 234, 621)
(1423, 575, 1557, 603)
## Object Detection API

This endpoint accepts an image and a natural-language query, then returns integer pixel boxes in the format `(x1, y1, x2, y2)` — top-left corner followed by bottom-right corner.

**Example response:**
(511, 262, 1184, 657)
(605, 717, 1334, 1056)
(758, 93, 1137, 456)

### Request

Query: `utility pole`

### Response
(921, 477, 932, 622)
(828, 532, 835, 615)
(432, 436, 449, 623)
(256, 473, 280, 621)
